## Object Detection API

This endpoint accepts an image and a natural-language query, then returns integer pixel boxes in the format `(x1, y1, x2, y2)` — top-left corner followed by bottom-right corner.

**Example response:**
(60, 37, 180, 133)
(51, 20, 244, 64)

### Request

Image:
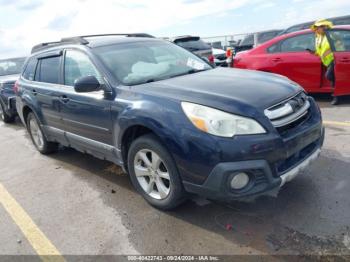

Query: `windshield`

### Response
(0, 57, 26, 76)
(95, 41, 212, 86)
(174, 39, 211, 51)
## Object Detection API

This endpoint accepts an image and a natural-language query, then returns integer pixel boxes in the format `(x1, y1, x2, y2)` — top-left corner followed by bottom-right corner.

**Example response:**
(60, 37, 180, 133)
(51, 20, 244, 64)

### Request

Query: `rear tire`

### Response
(26, 112, 58, 154)
(127, 134, 187, 210)
(0, 102, 15, 123)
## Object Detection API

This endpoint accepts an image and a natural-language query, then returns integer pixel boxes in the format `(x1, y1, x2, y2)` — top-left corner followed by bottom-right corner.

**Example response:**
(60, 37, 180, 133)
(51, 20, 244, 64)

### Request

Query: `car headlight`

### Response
(181, 102, 266, 137)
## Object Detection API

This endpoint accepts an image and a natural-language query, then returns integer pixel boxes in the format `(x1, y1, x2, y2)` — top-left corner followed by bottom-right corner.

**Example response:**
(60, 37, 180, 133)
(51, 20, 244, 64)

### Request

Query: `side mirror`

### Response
(74, 75, 101, 93)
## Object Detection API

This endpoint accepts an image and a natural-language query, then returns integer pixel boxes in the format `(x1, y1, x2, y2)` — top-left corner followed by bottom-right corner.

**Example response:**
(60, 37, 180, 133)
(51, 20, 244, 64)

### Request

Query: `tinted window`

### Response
(0, 57, 26, 76)
(328, 30, 350, 51)
(175, 39, 211, 51)
(280, 34, 315, 52)
(38, 56, 61, 84)
(23, 58, 37, 81)
(64, 50, 102, 86)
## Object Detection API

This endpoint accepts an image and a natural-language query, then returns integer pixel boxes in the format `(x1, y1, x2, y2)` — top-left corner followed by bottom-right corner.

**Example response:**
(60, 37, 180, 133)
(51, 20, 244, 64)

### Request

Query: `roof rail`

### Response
(31, 33, 155, 54)
(80, 33, 155, 38)
(31, 37, 89, 54)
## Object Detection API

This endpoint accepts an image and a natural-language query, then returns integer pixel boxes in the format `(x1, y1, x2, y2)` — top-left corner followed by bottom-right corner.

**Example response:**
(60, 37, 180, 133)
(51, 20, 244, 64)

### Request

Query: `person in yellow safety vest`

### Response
(309, 19, 338, 105)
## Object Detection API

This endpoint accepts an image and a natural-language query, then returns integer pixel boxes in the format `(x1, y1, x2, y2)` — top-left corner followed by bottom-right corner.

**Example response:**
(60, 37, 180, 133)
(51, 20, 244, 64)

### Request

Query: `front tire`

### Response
(127, 134, 187, 210)
(27, 112, 58, 154)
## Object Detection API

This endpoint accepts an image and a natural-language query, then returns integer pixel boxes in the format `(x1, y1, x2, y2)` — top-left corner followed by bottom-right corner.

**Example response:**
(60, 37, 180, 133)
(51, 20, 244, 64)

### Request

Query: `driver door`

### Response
(59, 49, 114, 154)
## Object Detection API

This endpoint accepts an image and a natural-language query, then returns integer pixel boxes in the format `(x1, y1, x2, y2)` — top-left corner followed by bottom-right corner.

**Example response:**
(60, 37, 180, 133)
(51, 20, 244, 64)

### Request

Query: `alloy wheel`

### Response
(133, 149, 171, 200)
(29, 118, 44, 150)
(0, 104, 4, 121)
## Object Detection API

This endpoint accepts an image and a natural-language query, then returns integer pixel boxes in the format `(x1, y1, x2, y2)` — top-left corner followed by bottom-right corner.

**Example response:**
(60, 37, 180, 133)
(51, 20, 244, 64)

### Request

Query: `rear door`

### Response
(267, 33, 322, 92)
(32, 53, 66, 132)
(327, 29, 350, 96)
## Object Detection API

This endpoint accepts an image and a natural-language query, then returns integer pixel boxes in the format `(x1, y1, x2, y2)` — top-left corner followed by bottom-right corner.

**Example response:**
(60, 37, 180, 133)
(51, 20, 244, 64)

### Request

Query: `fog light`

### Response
(230, 172, 250, 190)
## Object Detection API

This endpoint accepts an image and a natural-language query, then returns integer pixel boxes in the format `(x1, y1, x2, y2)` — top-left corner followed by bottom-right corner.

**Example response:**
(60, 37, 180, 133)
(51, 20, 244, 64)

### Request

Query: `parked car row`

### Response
(0, 32, 325, 210)
(202, 15, 350, 61)
(232, 26, 350, 97)
(0, 57, 26, 123)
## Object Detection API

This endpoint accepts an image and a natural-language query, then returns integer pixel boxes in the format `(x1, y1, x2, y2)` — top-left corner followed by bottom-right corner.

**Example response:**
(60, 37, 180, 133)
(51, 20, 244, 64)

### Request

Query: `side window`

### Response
(328, 30, 350, 51)
(280, 34, 315, 52)
(23, 58, 38, 81)
(37, 56, 61, 84)
(64, 50, 102, 86)
(267, 43, 280, 53)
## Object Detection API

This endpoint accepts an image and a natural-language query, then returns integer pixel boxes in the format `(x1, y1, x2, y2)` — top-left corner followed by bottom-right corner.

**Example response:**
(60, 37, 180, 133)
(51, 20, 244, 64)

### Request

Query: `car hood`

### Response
(133, 68, 302, 114)
(0, 74, 20, 84)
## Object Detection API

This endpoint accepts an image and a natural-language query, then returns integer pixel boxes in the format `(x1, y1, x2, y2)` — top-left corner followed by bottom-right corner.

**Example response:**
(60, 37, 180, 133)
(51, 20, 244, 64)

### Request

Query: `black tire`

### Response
(0, 102, 15, 123)
(127, 134, 187, 210)
(26, 112, 58, 154)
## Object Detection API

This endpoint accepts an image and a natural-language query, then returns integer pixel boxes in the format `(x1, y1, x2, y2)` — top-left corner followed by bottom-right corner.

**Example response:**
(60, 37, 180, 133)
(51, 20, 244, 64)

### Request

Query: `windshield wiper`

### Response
(169, 68, 210, 79)
(130, 69, 210, 85)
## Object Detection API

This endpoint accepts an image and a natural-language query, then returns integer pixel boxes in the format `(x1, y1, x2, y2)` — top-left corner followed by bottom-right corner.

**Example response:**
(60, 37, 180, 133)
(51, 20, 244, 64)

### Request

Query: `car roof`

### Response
(30, 33, 157, 54)
(0, 57, 27, 62)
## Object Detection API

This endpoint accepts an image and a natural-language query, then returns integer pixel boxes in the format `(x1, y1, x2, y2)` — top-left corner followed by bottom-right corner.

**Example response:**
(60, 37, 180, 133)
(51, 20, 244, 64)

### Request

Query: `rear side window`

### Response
(280, 34, 314, 52)
(328, 30, 350, 51)
(23, 58, 37, 81)
(37, 56, 61, 84)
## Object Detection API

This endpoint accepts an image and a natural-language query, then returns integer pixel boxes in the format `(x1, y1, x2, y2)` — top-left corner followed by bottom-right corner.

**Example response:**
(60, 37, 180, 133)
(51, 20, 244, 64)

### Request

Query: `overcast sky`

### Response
(0, 0, 349, 59)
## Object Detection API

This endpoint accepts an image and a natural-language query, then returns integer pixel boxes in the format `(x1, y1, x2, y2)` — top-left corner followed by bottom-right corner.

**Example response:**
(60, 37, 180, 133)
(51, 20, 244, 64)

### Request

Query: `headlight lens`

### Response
(181, 102, 266, 137)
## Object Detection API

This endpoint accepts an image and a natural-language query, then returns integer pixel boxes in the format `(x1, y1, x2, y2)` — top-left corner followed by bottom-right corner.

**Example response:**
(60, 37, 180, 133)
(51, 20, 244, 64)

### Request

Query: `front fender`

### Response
(115, 98, 186, 155)
(112, 96, 222, 184)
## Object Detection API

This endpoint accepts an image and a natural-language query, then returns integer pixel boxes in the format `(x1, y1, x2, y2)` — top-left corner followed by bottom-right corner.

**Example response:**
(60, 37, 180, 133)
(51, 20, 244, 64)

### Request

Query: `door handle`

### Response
(60, 95, 70, 103)
(32, 89, 37, 96)
(340, 57, 350, 63)
(272, 57, 282, 62)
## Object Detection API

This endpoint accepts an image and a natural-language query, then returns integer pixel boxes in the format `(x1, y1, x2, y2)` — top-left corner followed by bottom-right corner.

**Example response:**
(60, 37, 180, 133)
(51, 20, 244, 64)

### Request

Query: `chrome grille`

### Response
(265, 92, 310, 128)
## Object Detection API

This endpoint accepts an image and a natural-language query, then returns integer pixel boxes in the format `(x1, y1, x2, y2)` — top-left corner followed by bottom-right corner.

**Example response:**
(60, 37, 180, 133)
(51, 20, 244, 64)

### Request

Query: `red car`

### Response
(233, 26, 350, 97)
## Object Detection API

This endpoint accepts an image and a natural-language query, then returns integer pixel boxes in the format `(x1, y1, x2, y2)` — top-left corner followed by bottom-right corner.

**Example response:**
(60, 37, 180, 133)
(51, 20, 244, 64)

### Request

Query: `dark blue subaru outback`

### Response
(16, 34, 324, 209)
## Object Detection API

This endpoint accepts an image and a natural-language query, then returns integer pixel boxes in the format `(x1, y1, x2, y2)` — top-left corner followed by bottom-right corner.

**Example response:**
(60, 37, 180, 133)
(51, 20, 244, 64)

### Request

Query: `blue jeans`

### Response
(326, 61, 335, 88)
